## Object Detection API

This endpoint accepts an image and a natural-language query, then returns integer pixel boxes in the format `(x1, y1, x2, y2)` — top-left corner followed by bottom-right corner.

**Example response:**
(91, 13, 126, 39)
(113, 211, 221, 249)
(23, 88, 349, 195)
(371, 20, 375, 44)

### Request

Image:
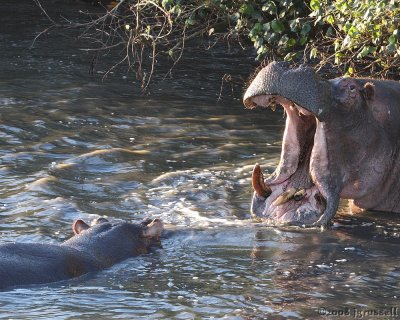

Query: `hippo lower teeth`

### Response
(294, 189, 306, 201)
(272, 188, 297, 206)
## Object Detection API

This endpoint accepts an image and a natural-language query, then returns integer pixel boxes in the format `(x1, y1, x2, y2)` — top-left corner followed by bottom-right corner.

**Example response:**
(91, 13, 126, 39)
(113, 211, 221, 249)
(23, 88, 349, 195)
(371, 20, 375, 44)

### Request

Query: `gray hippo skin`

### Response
(243, 61, 400, 226)
(0, 217, 163, 290)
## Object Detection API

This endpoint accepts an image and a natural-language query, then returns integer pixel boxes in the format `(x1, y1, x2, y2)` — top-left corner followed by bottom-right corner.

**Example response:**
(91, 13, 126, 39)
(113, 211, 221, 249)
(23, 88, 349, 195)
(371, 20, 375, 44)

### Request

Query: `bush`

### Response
(37, 0, 400, 83)
(309, 0, 400, 76)
(233, 0, 400, 77)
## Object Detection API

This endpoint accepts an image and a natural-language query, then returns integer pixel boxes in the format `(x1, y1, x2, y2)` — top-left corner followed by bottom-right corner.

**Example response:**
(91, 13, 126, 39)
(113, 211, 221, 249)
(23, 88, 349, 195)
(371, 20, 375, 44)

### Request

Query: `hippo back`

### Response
(0, 242, 98, 290)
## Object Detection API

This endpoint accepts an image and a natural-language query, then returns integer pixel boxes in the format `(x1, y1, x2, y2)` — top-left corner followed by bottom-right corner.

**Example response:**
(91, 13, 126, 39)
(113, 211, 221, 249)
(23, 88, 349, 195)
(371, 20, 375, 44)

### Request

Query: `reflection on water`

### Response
(0, 0, 399, 318)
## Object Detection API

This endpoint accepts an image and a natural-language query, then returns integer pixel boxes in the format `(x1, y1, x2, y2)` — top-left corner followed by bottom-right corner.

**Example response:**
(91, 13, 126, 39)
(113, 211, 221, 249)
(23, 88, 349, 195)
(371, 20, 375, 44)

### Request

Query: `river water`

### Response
(0, 1, 399, 319)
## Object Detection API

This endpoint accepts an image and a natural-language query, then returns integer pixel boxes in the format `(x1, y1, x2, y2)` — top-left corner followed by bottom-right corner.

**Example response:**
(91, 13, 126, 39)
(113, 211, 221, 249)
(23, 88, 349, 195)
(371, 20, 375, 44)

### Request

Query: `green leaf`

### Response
(343, 21, 352, 33)
(389, 35, 396, 44)
(278, 34, 289, 46)
(256, 45, 267, 56)
(249, 23, 262, 39)
(310, 47, 318, 59)
(299, 36, 308, 45)
(301, 23, 311, 36)
(326, 26, 334, 36)
(363, 9, 371, 19)
(387, 43, 396, 53)
(334, 39, 340, 51)
(185, 17, 195, 26)
(162, 0, 172, 10)
(347, 66, 354, 75)
(284, 52, 297, 61)
(287, 38, 297, 47)
(254, 37, 264, 49)
(326, 15, 335, 25)
(289, 19, 299, 32)
(239, 4, 254, 15)
(262, 2, 277, 15)
(263, 22, 271, 32)
(271, 20, 285, 33)
(359, 46, 370, 57)
(310, 0, 320, 11)
(334, 52, 344, 64)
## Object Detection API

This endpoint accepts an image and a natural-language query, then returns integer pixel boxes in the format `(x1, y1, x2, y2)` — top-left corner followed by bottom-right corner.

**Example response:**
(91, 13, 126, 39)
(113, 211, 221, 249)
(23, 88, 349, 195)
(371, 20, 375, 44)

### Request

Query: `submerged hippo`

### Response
(243, 61, 400, 226)
(0, 217, 163, 290)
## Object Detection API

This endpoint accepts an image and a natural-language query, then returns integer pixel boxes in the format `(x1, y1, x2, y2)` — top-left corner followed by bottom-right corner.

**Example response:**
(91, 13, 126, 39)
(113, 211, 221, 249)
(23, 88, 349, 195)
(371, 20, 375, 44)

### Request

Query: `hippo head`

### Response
(243, 61, 384, 226)
(73, 217, 164, 240)
(67, 217, 164, 265)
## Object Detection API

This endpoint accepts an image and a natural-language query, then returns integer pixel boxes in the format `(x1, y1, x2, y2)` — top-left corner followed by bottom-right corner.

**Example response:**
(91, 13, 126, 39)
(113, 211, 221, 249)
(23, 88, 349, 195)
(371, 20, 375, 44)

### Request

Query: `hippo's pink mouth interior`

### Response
(247, 95, 327, 225)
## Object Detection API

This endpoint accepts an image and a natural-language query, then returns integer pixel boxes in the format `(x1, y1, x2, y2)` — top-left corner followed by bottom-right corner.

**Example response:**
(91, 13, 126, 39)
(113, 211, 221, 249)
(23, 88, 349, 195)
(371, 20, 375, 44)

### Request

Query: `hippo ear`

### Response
(362, 82, 375, 101)
(141, 217, 154, 226)
(91, 217, 109, 226)
(72, 219, 90, 235)
(142, 218, 164, 238)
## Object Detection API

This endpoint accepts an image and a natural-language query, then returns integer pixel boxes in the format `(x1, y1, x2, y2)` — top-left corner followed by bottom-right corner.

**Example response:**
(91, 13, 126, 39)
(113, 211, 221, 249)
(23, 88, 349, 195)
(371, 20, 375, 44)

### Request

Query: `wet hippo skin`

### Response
(244, 61, 400, 226)
(0, 217, 163, 290)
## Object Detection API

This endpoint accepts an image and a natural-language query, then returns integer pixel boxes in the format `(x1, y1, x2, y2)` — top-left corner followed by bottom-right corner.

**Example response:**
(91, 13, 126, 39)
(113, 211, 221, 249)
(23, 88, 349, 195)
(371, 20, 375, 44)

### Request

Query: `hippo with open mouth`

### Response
(244, 61, 400, 226)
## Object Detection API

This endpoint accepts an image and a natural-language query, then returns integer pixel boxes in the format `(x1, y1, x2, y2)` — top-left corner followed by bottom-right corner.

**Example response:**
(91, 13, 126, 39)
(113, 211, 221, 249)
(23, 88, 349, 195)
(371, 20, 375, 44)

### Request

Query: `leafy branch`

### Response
(33, 0, 400, 88)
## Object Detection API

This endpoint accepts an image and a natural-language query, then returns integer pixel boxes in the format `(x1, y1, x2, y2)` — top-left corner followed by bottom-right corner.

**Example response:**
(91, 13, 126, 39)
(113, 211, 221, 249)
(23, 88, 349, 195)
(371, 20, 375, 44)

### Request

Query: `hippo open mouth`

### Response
(245, 95, 327, 226)
(243, 62, 332, 226)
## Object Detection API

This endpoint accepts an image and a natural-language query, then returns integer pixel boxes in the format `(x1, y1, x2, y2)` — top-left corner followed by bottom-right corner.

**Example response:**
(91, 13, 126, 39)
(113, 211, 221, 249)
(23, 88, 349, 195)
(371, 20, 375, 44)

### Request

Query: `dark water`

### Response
(0, 1, 399, 319)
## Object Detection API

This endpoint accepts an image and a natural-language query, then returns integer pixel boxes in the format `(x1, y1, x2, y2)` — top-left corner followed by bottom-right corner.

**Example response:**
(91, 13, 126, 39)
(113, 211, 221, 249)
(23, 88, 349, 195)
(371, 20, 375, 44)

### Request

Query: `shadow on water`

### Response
(0, 0, 399, 319)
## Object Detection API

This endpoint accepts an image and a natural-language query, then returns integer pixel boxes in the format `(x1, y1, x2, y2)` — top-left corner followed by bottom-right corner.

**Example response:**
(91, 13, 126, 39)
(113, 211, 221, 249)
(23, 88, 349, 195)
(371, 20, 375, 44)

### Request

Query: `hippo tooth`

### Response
(272, 188, 297, 206)
(269, 97, 276, 111)
(293, 188, 306, 201)
(252, 164, 272, 197)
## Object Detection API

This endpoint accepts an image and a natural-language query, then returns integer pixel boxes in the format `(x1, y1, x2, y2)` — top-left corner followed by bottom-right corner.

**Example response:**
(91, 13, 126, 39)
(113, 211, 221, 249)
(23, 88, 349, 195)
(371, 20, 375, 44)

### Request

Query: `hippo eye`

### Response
(349, 84, 356, 91)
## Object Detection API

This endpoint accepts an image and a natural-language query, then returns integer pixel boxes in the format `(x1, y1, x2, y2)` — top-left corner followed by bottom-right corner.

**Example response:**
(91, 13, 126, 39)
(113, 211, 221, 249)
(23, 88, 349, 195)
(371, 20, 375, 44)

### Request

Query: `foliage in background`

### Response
(310, 0, 400, 76)
(231, 0, 400, 76)
(37, 0, 400, 86)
